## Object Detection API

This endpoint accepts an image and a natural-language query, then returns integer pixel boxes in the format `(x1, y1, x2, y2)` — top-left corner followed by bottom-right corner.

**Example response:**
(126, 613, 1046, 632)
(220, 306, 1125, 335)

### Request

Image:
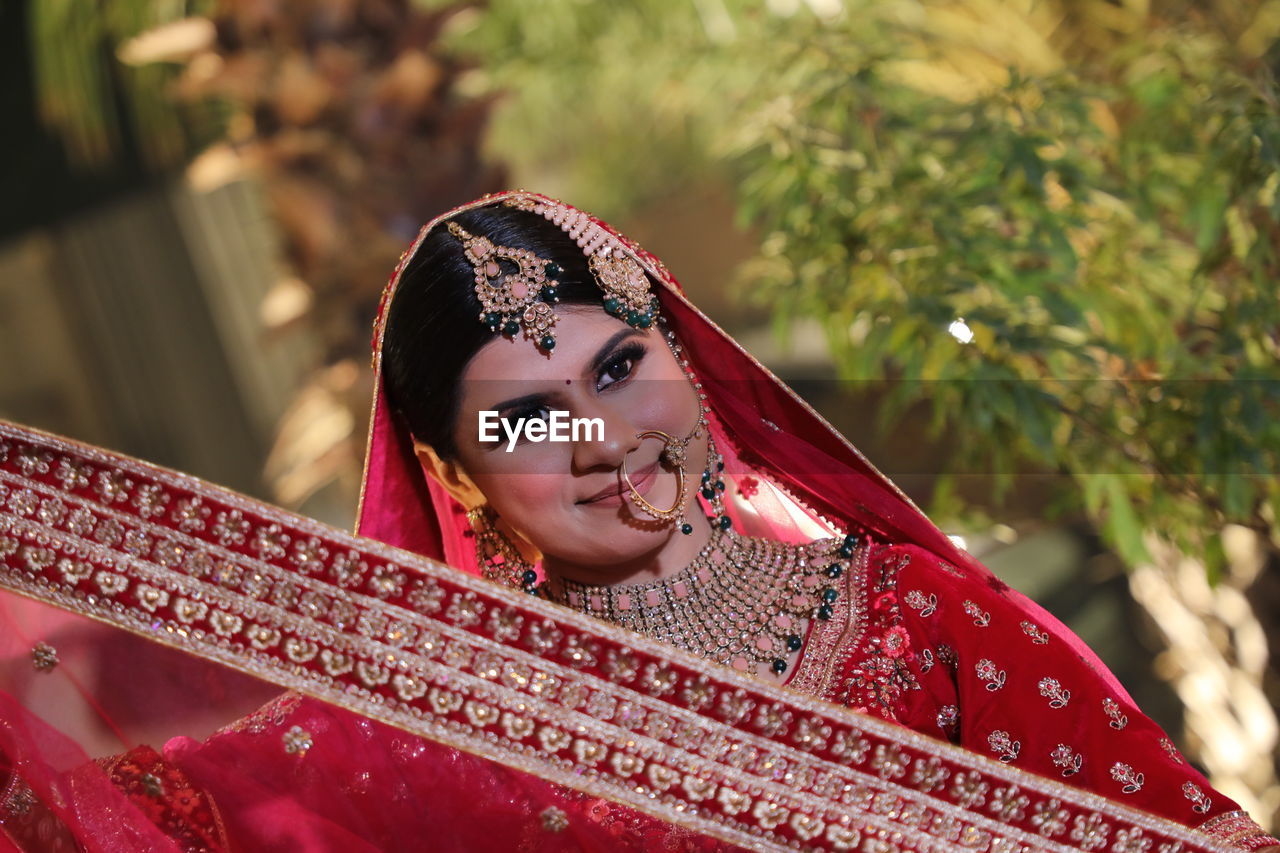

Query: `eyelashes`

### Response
(596, 342, 647, 391)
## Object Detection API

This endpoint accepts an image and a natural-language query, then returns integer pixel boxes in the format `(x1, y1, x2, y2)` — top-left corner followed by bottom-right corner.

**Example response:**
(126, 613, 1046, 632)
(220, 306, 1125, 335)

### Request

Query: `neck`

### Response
(541, 510, 715, 590)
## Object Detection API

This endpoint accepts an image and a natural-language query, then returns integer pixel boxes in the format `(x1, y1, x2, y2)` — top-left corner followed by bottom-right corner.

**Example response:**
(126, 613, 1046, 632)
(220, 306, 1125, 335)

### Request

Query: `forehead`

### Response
(459, 307, 635, 391)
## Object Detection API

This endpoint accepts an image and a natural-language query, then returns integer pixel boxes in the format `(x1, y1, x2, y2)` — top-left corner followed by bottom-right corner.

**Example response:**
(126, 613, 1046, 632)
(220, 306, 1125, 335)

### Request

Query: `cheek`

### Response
(470, 468, 567, 536)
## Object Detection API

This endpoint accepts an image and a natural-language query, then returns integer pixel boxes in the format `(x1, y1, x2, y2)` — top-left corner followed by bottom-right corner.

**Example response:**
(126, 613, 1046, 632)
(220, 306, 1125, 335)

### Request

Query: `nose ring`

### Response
(620, 430, 687, 518)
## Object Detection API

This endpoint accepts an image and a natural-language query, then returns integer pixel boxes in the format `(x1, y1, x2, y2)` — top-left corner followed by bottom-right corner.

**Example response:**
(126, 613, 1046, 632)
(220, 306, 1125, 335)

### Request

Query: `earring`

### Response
(467, 505, 541, 595)
(662, 327, 732, 534)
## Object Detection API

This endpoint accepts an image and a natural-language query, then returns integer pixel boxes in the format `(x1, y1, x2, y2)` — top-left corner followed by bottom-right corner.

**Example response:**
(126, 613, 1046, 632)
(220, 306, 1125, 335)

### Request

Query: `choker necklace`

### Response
(551, 528, 859, 677)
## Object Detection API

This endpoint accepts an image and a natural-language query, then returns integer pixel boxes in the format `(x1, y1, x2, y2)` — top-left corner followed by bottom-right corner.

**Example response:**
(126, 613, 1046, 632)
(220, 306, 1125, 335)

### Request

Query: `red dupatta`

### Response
(0, 190, 1263, 851)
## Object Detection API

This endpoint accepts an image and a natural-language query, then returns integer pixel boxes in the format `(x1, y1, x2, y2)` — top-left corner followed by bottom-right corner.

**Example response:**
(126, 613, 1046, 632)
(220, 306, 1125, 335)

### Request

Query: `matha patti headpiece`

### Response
(444, 197, 660, 352)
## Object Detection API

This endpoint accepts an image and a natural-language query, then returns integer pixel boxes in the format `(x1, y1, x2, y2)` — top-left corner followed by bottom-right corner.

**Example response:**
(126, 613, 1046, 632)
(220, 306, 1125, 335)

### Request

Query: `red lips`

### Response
(580, 459, 659, 505)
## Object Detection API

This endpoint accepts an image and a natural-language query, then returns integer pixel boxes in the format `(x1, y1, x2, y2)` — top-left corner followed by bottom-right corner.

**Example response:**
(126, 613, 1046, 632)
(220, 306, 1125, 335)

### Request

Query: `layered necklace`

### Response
(552, 528, 858, 677)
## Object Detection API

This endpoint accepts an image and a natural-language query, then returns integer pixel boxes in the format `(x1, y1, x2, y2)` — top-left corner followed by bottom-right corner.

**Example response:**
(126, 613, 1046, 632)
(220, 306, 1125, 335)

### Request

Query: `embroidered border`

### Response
(0, 421, 1242, 853)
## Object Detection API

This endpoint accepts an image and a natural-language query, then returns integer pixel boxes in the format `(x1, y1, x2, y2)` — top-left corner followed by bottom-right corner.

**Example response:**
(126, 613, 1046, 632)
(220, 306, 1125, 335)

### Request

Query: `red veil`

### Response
(0, 191, 1271, 851)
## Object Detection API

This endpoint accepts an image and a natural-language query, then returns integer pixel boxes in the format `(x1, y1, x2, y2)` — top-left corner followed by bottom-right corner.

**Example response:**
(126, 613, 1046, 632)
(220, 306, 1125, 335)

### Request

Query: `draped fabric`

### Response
(0, 190, 1273, 851)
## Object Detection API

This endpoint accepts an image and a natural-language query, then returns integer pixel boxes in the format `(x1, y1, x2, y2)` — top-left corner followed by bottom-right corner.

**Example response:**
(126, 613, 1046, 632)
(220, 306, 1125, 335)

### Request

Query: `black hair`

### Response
(382, 205, 607, 460)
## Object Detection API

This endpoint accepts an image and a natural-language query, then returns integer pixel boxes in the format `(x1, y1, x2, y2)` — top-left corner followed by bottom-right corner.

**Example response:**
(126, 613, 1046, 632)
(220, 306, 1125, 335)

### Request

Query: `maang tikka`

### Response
(445, 197, 660, 352)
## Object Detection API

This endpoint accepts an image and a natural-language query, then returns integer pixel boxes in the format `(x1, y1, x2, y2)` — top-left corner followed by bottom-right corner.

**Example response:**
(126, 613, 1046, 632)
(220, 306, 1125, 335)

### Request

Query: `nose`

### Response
(571, 398, 641, 472)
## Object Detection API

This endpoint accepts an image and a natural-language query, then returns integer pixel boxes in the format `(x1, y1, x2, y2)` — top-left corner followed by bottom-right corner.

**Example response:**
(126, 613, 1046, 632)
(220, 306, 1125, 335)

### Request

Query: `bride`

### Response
(0, 190, 1273, 851)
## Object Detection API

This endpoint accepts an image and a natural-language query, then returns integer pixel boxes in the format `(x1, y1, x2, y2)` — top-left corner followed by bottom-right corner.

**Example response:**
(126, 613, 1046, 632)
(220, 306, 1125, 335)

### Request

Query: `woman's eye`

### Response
(597, 346, 644, 390)
(510, 406, 552, 426)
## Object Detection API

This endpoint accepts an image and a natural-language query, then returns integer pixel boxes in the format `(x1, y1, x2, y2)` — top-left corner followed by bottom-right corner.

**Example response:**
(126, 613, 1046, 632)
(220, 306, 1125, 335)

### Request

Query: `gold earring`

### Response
(467, 505, 540, 594)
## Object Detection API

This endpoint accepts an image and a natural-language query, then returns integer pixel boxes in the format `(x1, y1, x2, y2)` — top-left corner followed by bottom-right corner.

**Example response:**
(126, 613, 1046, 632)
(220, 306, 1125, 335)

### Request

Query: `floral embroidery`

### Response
(917, 648, 934, 673)
(949, 771, 988, 808)
(903, 589, 936, 617)
(962, 600, 990, 627)
(936, 643, 958, 669)
(987, 785, 1029, 821)
(55, 458, 90, 490)
(94, 746, 225, 850)
(1020, 620, 1049, 644)
(1038, 677, 1071, 708)
(908, 756, 948, 792)
(975, 658, 1006, 691)
(1050, 744, 1083, 777)
(1102, 697, 1129, 730)
(1031, 798, 1069, 837)
(539, 806, 569, 832)
(1181, 782, 1211, 814)
(1159, 737, 1184, 764)
(282, 725, 312, 756)
(132, 483, 169, 519)
(830, 730, 870, 764)
(95, 470, 132, 503)
(212, 510, 249, 546)
(31, 642, 58, 672)
(936, 704, 958, 733)
(842, 548, 919, 714)
(1070, 813, 1112, 851)
(1110, 762, 1144, 793)
(14, 450, 51, 477)
(252, 523, 289, 560)
(1112, 827, 1154, 853)
(170, 497, 210, 533)
(870, 744, 908, 779)
(987, 730, 1020, 763)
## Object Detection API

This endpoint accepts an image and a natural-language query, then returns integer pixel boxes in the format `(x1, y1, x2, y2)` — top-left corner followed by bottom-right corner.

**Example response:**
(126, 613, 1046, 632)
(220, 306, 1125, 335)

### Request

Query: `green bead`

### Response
(542, 285, 559, 303)
(701, 487, 715, 501)
(716, 481, 725, 491)
(771, 659, 787, 674)
(718, 515, 732, 530)
(502, 320, 520, 337)
(785, 634, 802, 652)
(837, 544, 854, 558)
(843, 534, 857, 549)
(702, 470, 711, 482)
(484, 312, 502, 330)
(540, 335, 556, 351)
(544, 261, 562, 278)
(817, 604, 834, 621)
(604, 297, 621, 315)
(626, 310, 641, 326)
(825, 563, 843, 578)
(680, 522, 693, 535)
(822, 588, 838, 603)
(521, 569, 538, 586)
(637, 312, 653, 328)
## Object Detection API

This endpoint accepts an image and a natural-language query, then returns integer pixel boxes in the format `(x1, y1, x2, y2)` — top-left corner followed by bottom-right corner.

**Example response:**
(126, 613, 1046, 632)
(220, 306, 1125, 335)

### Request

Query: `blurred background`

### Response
(0, 0, 1277, 831)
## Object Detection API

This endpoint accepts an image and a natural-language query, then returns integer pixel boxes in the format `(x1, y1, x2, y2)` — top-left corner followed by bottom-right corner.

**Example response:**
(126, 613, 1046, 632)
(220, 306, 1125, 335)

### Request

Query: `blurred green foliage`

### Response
(455, 0, 1280, 573)
(30, 0, 218, 171)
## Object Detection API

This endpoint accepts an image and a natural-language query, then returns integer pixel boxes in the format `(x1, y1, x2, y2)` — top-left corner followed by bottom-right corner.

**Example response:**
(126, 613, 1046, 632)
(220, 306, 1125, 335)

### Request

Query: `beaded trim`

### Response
(0, 421, 1244, 853)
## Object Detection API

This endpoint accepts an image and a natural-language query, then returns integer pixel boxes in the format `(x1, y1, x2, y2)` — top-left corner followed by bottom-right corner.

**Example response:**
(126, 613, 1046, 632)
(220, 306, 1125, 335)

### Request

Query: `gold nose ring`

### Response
(620, 430, 686, 517)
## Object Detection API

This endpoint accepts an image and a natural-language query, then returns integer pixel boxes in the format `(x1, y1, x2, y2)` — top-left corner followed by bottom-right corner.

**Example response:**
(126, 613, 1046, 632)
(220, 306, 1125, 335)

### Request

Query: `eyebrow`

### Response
(587, 328, 645, 375)
(490, 391, 551, 416)
(487, 327, 646, 414)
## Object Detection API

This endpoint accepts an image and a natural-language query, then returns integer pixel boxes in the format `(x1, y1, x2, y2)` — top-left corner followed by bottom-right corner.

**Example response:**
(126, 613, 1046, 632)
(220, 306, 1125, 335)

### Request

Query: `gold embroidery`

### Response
(0, 422, 1250, 853)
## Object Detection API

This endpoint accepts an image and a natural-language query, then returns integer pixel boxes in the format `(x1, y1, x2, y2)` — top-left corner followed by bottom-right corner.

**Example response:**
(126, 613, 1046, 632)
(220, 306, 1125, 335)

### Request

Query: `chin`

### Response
(547, 518, 673, 566)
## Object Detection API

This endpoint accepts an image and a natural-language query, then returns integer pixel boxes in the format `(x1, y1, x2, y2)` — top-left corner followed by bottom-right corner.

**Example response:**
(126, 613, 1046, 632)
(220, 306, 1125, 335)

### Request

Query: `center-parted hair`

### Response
(382, 206, 607, 460)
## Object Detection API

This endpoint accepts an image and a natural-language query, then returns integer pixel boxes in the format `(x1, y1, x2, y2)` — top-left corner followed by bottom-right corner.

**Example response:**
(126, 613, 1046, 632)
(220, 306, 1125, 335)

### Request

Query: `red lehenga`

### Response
(0, 191, 1274, 852)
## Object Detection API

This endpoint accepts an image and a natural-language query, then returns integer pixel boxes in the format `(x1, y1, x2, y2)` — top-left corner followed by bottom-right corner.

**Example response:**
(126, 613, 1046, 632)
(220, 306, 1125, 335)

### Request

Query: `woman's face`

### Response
(448, 306, 707, 572)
